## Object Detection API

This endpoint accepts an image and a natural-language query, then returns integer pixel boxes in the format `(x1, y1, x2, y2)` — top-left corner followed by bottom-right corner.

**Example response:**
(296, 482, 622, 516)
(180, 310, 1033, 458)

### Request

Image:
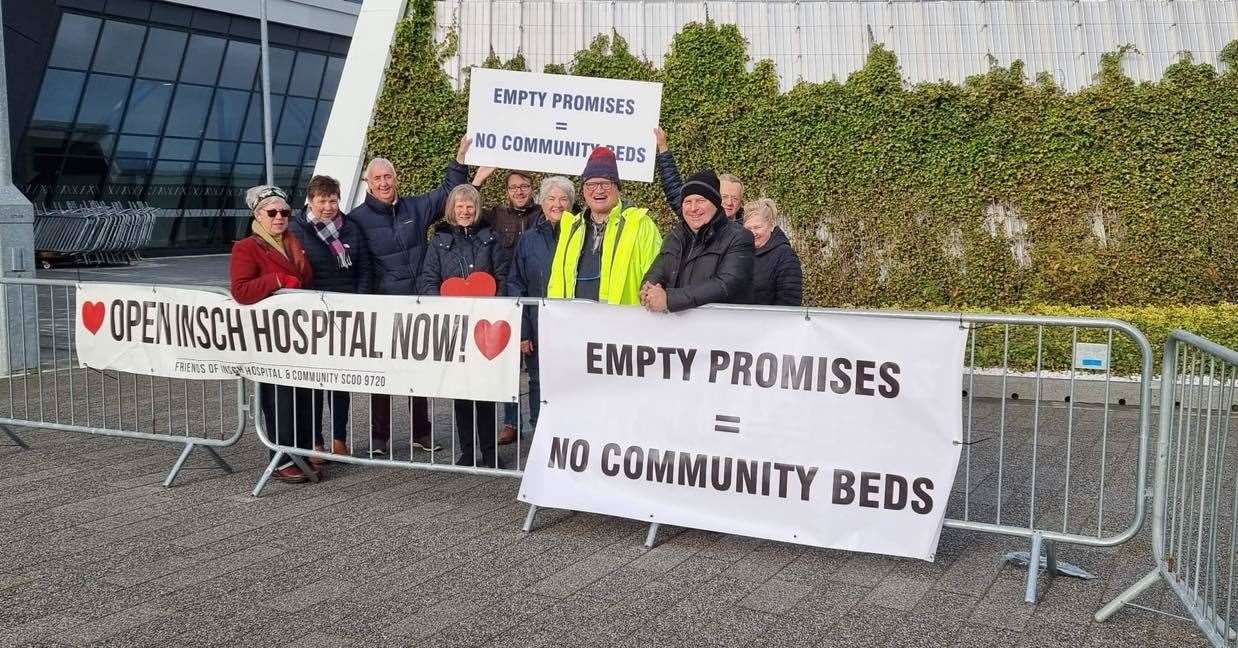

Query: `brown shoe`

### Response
(273, 464, 307, 484)
(310, 445, 326, 465)
(497, 424, 517, 446)
(331, 439, 350, 455)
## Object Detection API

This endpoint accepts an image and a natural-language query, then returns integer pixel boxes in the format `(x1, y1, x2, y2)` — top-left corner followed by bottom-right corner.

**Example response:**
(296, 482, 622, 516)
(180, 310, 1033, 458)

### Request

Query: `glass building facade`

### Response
(13, 3, 347, 251)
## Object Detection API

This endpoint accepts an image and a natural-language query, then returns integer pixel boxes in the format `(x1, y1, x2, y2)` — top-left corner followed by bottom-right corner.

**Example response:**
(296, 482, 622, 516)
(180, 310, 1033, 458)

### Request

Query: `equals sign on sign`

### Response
(714, 414, 740, 434)
(554, 121, 568, 131)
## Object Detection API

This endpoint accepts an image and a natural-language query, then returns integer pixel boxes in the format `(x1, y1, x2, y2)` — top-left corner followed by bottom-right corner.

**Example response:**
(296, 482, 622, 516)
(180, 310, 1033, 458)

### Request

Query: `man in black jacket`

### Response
(349, 136, 493, 456)
(641, 169, 755, 313)
(653, 127, 745, 221)
(288, 175, 371, 460)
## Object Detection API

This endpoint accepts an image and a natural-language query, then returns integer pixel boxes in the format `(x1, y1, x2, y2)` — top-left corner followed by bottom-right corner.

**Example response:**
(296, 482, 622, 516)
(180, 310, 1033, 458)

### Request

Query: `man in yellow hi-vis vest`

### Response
(547, 147, 662, 305)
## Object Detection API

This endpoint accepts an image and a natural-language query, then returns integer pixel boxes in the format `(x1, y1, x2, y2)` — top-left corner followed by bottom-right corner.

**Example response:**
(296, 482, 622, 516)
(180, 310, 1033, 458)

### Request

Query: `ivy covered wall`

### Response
(368, 0, 1238, 314)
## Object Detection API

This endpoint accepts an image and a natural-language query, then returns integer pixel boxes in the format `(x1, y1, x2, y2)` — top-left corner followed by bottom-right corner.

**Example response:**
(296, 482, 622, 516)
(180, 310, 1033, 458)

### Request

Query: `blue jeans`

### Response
(503, 349, 541, 430)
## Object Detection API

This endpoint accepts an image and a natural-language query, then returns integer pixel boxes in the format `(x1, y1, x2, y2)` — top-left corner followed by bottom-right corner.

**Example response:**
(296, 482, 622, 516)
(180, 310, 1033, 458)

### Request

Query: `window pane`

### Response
(199, 140, 237, 164)
(115, 135, 158, 158)
(275, 165, 299, 193)
(258, 48, 295, 94)
(232, 163, 264, 189)
(274, 145, 302, 166)
(242, 93, 283, 143)
(67, 131, 114, 159)
(158, 137, 199, 161)
(31, 69, 86, 127)
(121, 80, 173, 135)
(179, 34, 226, 85)
(58, 156, 108, 199)
(138, 28, 187, 81)
(48, 14, 102, 70)
(204, 88, 249, 141)
(92, 20, 145, 75)
(288, 52, 325, 97)
(218, 41, 259, 90)
(236, 142, 264, 164)
(75, 74, 132, 132)
(185, 162, 232, 209)
(277, 97, 314, 145)
(320, 57, 344, 98)
(308, 100, 332, 145)
(304, 146, 320, 169)
(164, 84, 214, 138)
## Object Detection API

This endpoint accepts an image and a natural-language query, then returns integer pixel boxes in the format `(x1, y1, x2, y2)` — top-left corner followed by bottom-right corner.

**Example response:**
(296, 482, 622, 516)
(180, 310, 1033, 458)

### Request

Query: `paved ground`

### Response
(0, 257, 1217, 647)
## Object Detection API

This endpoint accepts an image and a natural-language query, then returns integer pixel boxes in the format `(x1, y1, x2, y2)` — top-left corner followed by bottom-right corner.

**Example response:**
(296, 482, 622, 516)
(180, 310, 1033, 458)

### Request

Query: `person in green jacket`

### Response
(547, 146, 662, 305)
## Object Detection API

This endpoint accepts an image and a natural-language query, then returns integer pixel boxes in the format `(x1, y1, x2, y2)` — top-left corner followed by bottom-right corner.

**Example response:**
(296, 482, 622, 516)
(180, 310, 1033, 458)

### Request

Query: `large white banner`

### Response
(519, 302, 966, 561)
(463, 68, 663, 182)
(75, 283, 521, 402)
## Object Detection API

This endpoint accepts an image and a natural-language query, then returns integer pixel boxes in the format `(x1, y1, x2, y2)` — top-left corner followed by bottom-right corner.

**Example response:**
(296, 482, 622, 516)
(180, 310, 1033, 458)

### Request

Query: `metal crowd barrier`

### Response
(1096, 330, 1238, 646)
(33, 202, 159, 268)
(0, 278, 246, 486)
(252, 302, 1153, 604)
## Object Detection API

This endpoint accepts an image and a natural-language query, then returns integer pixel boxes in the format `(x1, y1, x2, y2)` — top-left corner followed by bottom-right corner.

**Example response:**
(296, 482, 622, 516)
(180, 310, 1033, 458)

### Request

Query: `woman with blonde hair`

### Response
(417, 183, 510, 468)
(742, 198, 803, 306)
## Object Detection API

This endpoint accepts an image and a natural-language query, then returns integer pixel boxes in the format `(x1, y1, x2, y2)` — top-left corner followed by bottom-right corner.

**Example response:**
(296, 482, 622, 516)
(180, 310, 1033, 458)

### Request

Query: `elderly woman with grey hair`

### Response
(229, 185, 319, 484)
(500, 175, 575, 443)
(417, 183, 510, 468)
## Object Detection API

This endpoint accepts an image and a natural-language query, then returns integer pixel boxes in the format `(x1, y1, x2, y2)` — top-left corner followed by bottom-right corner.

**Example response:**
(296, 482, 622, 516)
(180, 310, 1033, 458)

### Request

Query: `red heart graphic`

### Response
(474, 319, 511, 360)
(81, 301, 106, 335)
(441, 271, 497, 297)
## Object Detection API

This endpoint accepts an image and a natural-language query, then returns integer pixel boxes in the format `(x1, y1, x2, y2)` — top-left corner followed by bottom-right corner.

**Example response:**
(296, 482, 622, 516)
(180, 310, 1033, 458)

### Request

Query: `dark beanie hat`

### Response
(681, 169, 723, 212)
(581, 146, 621, 185)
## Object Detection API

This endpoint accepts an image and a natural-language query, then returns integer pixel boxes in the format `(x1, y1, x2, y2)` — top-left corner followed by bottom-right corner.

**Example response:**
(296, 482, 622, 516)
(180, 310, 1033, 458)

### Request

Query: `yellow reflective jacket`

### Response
(547, 203, 663, 305)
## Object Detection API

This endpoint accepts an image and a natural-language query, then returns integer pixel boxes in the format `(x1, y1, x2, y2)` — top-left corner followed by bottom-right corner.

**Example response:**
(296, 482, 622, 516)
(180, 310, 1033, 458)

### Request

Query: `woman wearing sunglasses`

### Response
(230, 184, 319, 485)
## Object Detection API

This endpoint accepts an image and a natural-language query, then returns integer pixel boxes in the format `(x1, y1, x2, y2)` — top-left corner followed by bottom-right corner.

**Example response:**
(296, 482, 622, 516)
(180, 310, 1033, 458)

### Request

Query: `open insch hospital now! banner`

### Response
(75, 283, 521, 402)
(519, 301, 967, 561)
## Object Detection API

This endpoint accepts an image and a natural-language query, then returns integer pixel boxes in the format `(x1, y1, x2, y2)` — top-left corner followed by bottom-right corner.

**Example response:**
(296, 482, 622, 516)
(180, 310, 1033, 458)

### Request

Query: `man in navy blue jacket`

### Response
(350, 136, 493, 456)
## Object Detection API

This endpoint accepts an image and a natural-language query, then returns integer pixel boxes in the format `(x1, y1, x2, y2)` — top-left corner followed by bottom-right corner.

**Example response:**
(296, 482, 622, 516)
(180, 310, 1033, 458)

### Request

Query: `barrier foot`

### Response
(1, 424, 28, 449)
(163, 443, 195, 487)
(252, 452, 283, 497)
(204, 447, 234, 474)
(1094, 569, 1162, 622)
(522, 504, 539, 532)
(1018, 533, 1057, 604)
(644, 523, 661, 549)
(289, 453, 319, 483)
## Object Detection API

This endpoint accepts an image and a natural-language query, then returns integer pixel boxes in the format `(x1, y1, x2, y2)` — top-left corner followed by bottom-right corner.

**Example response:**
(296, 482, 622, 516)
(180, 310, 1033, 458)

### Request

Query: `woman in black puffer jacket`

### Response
(743, 198, 803, 307)
(416, 184, 510, 469)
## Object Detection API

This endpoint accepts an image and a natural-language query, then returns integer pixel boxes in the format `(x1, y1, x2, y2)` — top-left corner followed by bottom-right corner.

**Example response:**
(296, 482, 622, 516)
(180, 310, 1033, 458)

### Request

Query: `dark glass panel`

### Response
(121, 79, 174, 135)
(204, 88, 249, 141)
(218, 41, 259, 90)
(103, 157, 153, 201)
(114, 135, 158, 158)
(163, 84, 213, 138)
(146, 159, 192, 208)
(288, 52, 325, 97)
(92, 20, 145, 75)
(48, 14, 102, 70)
(75, 74, 132, 132)
(137, 28, 188, 81)
(242, 93, 283, 143)
(30, 69, 87, 127)
(199, 140, 238, 164)
(307, 100, 332, 145)
(277, 97, 314, 145)
(179, 34, 226, 85)
(320, 57, 344, 99)
(158, 137, 199, 161)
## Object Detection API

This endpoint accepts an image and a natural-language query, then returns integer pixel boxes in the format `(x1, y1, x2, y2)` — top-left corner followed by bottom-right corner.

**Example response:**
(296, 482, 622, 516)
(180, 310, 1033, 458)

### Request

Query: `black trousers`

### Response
(312, 389, 351, 445)
(370, 394, 431, 440)
(259, 383, 315, 461)
(454, 400, 497, 467)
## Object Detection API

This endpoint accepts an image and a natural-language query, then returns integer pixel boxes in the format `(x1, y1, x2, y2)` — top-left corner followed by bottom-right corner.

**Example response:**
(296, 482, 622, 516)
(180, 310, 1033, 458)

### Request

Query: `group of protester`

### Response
(229, 131, 803, 485)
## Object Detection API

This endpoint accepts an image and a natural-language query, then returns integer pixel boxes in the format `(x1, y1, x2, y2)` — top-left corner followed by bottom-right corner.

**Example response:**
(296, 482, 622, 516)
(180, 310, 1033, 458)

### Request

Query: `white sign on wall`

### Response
(463, 68, 663, 182)
(519, 301, 967, 561)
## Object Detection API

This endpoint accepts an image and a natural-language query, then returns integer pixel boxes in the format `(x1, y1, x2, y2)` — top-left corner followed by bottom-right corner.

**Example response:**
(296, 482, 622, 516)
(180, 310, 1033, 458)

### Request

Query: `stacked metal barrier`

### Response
(1096, 331, 1238, 647)
(33, 202, 159, 268)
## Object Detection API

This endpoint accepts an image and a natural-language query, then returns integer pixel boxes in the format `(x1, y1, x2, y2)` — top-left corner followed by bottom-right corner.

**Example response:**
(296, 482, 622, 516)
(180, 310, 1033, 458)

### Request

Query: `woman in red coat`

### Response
(230, 185, 318, 485)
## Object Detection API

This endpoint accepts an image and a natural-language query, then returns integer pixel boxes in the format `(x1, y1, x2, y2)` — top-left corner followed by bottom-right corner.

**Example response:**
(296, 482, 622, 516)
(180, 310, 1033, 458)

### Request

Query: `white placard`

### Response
(519, 301, 966, 561)
(464, 68, 663, 182)
(75, 283, 521, 402)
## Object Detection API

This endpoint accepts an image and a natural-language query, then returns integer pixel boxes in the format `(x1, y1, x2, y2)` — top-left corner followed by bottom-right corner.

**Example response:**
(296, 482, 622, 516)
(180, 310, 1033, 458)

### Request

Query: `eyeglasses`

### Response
(508, 183, 532, 191)
(583, 180, 615, 192)
(264, 209, 292, 219)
